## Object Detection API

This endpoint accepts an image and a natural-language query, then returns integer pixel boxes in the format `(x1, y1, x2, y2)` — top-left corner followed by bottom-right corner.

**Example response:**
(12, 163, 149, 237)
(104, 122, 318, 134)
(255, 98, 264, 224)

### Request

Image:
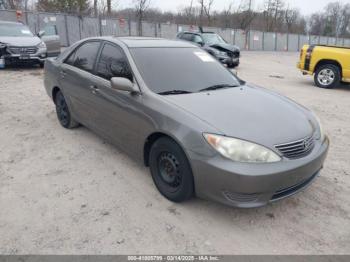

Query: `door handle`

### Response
(60, 70, 66, 78)
(89, 85, 99, 95)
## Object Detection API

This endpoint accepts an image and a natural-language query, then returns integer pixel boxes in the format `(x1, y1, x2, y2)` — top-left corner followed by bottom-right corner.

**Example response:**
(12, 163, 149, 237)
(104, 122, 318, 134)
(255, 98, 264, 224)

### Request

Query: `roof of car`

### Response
(0, 20, 24, 25)
(179, 31, 216, 35)
(101, 36, 196, 48)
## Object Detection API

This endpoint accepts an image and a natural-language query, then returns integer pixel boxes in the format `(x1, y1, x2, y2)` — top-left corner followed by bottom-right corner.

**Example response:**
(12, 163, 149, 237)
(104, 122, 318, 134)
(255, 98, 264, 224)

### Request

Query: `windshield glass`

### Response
(130, 47, 240, 94)
(202, 33, 226, 45)
(0, 24, 34, 37)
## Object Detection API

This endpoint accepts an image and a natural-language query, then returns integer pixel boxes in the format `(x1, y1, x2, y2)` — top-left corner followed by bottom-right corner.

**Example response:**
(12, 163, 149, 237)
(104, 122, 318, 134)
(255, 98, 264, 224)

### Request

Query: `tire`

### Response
(314, 64, 340, 89)
(149, 137, 194, 203)
(227, 62, 239, 68)
(54, 91, 79, 129)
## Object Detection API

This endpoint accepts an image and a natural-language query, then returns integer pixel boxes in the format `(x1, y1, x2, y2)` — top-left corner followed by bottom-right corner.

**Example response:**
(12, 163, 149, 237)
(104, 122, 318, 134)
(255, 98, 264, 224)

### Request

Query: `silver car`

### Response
(44, 37, 329, 208)
(0, 21, 60, 67)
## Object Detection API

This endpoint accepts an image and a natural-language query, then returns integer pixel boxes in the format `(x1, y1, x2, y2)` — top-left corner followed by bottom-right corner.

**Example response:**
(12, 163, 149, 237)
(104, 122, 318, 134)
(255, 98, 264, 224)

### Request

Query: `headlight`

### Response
(37, 41, 46, 49)
(218, 51, 227, 56)
(312, 112, 325, 142)
(204, 134, 281, 163)
(0, 42, 8, 48)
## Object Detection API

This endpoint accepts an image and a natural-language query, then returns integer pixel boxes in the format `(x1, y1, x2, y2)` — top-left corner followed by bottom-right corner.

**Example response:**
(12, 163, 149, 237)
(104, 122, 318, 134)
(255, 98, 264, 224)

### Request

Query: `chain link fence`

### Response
(1, 9, 349, 51)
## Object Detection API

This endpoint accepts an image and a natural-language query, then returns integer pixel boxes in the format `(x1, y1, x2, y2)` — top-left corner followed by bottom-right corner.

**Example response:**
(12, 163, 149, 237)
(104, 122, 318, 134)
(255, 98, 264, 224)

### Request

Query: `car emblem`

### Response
(303, 139, 311, 150)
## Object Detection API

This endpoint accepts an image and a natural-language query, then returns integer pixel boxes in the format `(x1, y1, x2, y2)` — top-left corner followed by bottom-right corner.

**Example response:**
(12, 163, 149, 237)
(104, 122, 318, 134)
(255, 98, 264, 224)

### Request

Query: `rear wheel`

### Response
(55, 91, 79, 129)
(149, 137, 194, 203)
(314, 64, 340, 89)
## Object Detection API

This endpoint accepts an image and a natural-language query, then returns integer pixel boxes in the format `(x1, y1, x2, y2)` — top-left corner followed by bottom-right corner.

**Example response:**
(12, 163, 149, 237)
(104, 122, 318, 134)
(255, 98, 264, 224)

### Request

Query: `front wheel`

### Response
(314, 64, 340, 89)
(149, 137, 194, 203)
(55, 91, 79, 129)
(227, 62, 239, 68)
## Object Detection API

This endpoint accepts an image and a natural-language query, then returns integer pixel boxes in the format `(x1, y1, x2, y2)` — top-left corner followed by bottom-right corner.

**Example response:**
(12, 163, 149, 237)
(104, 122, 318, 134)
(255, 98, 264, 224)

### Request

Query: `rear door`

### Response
(59, 40, 102, 128)
(41, 25, 61, 57)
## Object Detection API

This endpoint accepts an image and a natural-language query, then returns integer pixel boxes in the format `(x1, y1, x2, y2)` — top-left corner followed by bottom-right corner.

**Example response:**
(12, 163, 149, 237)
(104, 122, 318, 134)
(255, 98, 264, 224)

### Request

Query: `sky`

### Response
(117, 0, 347, 15)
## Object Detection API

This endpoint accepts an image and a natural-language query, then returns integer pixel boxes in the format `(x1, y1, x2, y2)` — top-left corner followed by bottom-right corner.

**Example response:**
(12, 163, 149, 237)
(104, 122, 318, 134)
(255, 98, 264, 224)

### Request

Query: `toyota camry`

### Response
(44, 37, 329, 208)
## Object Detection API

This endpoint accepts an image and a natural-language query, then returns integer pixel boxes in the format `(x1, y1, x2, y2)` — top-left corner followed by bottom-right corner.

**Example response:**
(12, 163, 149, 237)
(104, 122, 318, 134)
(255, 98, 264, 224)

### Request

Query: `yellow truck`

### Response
(297, 45, 350, 89)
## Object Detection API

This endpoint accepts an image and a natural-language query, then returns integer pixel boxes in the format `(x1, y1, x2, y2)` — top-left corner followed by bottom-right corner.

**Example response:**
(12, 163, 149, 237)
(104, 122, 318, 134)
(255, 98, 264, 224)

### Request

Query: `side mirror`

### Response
(199, 41, 205, 47)
(111, 77, 138, 93)
(37, 30, 45, 38)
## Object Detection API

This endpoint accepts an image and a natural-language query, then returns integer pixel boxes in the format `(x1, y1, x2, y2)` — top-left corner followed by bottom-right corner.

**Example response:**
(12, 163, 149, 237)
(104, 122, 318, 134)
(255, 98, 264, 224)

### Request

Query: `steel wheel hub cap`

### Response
(158, 152, 181, 187)
(318, 69, 335, 85)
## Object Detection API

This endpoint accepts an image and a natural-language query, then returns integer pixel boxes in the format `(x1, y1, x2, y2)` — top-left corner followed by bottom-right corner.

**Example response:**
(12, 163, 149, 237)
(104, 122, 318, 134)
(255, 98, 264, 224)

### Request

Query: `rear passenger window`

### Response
(181, 33, 194, 41)
(65, 41, 100, 73)
(96, 43, 133, 81)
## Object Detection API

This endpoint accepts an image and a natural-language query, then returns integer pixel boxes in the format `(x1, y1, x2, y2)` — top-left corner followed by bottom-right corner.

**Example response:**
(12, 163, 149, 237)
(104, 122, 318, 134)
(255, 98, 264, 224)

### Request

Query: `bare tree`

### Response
(198, 0, 214, 26)
(134, 0, 151, 36)
(93, 0, 98, 16)
(221, 1, 233, 28)
(181, 0, 195, 25)
(284, 6, 299, 33)
(107, 0, 111, 15)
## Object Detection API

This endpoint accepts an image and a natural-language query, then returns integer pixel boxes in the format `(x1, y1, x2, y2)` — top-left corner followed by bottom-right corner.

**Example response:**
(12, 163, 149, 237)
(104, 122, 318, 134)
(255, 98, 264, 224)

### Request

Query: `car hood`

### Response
(164, 85, 314, 148)
(0, 36, 41, 47)
(209, 42, 240, 53)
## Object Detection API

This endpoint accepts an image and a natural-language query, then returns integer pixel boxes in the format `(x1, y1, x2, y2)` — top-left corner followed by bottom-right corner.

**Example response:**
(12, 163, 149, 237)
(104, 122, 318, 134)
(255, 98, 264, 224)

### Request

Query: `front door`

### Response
(87, 42, 144, 155)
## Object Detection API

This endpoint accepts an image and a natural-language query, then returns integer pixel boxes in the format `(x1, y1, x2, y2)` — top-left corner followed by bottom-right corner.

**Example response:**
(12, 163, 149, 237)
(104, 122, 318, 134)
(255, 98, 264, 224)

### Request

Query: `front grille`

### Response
(227, 51, 240, 58)
(8, 46, 37, 55)
(275, 135, 315, 159)
(272, 172, 319, 200)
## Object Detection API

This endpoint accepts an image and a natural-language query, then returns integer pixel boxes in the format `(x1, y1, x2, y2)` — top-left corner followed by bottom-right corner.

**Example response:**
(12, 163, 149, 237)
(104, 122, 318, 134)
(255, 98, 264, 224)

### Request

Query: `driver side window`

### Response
(193, 35, 203, 44)
(96, 43, 133, 82)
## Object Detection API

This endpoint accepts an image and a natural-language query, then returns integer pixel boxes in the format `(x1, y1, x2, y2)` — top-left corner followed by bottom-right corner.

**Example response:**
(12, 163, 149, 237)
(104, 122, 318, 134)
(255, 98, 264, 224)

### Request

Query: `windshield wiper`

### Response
(199, 84, 239, 92)
(158, 90, 193, 95)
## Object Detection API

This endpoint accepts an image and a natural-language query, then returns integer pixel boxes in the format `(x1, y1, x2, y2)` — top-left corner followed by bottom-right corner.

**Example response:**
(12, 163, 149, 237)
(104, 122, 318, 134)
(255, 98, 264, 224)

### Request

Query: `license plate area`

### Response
(19, 55, 30, 60)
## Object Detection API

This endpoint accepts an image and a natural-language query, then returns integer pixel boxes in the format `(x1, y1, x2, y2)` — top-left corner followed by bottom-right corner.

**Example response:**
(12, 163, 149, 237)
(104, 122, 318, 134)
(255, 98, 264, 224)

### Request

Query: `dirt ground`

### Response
(0, 52, 349, 255)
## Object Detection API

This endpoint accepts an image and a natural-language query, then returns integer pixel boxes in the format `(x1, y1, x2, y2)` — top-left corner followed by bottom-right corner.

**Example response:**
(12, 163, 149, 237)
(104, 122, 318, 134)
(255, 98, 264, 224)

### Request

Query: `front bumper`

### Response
(217, 54, 240, 66)
(188, 137, 329, 208)
(2, 47, 47, 64)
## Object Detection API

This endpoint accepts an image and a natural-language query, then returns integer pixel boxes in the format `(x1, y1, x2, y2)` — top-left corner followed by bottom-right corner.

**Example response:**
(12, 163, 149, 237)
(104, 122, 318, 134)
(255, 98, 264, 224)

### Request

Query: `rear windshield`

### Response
(130, 47, 240, 94)
(0, 24, 34, 37)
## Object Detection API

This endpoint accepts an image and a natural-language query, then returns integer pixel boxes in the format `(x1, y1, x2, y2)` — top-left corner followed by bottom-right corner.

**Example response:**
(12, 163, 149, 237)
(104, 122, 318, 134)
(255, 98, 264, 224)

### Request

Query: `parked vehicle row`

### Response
(44, 37, 329, 208)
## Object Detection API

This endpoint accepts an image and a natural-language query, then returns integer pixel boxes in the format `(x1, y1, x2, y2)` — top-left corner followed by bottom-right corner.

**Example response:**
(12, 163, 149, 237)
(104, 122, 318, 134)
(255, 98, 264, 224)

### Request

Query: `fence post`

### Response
(36, 12, 40, 33)
(297, 34, 300, 51)
(274, 32, 277, 51)
(98, 15, 102, 36)
(78, 17, 82, 40)
(64, 14, 70, 46)
(262, 31, 265, 51)
(25, 11, 28, 25)
(128, 19, 131, 36)
(286, 32, 289, 51)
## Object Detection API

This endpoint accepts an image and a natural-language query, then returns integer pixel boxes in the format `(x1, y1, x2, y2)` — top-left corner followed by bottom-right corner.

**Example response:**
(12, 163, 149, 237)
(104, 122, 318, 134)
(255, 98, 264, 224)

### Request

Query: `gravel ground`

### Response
(0, 52, 349, 255)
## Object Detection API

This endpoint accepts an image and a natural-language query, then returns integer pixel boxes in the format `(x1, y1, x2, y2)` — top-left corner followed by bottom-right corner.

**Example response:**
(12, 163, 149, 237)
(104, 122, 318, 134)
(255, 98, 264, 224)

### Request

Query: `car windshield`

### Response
(202, 33, 226, 45)
(0, 24, 34, 37)
(130, 47, 240, 94)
